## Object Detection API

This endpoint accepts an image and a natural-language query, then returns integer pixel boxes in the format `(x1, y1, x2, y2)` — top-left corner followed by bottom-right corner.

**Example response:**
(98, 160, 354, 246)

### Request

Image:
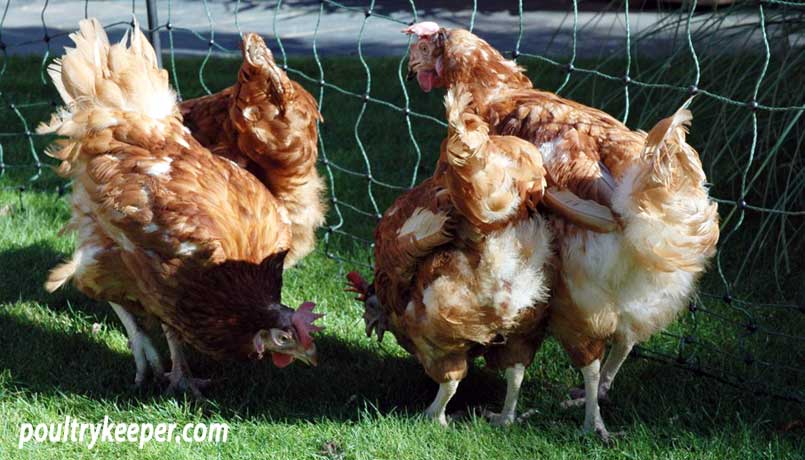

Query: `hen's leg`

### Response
(483, 364, 525, 426)
(424, 380, 460, 426)
(162, 324, 211, 398)
(110, 302, 163, 387)
(598, 340, 633, 399)
(568, 340, 634, 402)
(578, 360, 609, 441)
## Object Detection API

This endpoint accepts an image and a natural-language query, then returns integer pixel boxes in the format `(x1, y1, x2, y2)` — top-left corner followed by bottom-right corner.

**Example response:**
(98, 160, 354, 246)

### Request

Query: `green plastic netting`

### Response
(0, 0, 802, 403)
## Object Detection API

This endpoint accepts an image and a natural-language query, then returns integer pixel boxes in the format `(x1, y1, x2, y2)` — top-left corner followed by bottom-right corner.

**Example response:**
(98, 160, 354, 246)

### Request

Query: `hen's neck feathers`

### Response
(441, 29, 532, 109)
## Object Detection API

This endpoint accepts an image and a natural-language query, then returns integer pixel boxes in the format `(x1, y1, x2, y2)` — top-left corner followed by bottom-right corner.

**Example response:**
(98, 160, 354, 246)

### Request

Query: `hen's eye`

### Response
(270, 328, 293, 346)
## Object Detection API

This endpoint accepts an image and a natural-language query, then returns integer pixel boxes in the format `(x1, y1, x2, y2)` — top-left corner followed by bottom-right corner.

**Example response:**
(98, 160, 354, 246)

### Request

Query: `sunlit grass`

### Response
(0, 45, 803, 459)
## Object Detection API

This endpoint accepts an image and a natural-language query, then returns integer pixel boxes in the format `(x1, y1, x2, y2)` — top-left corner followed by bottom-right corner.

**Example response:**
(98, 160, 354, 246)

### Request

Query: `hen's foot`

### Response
(129, 334, 164, 387)
(161, 324, 209, 399)
(484, 364, 527, 427)
(562, 384, 611, 408)
(580, 424, 625, 444)
(110, 303, 164, 389)
(422, 407, 450, 427)
(482, 409, 516, 427)
(164, 368, 211, 399)
(423, 380, 460, 427)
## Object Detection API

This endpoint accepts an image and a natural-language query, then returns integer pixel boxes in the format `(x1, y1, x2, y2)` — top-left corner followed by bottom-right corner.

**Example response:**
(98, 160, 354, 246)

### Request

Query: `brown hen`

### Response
(347, 85, 554, 426)
(406, 22, 719, 439)
(181, 33, 326, 267)
(41, 19, 322, 396)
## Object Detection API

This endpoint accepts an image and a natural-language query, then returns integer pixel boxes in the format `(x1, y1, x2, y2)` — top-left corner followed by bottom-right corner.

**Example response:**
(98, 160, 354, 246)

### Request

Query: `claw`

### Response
(483, 409, 515, 427)
(560, 397, 586, 410)
(423, 408, 450, 427)
(582, 426, 624, 444)
(164, 372, 211, 399)
(564, 384, 611, 406)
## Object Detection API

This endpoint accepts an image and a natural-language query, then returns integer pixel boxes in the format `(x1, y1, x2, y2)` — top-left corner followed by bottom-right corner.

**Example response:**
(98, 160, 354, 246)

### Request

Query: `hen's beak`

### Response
(406, 68, 416, 81)
(296, 344, 318, 367)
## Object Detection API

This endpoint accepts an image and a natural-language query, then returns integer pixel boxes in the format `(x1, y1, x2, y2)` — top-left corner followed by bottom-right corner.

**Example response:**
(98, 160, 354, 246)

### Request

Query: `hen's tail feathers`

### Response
(616, 98, 719, 273)
(44, 259, 78, 293)
(444, 84, 489, 168)
(37, 18, 176, 173)
(641, 97, 705, 188)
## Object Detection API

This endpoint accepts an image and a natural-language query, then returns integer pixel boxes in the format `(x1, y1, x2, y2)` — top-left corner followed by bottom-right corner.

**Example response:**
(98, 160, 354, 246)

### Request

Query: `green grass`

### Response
(0, 50, 803, 459)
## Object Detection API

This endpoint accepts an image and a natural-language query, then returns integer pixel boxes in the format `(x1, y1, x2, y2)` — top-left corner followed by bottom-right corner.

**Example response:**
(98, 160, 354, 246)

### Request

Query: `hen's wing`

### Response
(373, 176, 455, 316)
(56, 118, 290, 320)
(180, 87, 251, 168)
(488, 90, 646, 231)
(490, 90, 645, 180)
(442, 86, 546, 232)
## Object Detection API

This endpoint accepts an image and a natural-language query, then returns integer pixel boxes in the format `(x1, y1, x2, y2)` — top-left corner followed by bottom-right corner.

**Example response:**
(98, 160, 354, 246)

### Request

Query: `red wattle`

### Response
(271, 353, 294, 368)
(417, 70, 437, 93)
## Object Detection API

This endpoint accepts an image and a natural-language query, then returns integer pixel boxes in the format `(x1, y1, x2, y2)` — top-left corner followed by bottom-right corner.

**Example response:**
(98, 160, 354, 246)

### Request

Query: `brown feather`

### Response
(41, 19, 316, 363)
(180, 33, 325, 267)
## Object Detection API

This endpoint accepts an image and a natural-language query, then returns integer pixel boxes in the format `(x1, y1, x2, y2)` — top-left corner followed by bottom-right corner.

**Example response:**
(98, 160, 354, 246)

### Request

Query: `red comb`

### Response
(402, 21, 440, 37)
(345, 271, 369, 302)
(291, 302, 323, 349)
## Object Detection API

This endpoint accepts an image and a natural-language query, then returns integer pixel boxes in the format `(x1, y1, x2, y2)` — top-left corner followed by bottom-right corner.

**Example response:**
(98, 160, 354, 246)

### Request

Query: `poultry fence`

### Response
(0, 0, 803, 404)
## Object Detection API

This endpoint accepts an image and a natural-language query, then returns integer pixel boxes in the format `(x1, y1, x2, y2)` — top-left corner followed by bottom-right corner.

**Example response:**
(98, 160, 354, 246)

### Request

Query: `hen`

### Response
(405, 22, 720, 439)
(41, 19, 322, 396)
(347, 85, 553, 426)
(180, 33, 325, 266)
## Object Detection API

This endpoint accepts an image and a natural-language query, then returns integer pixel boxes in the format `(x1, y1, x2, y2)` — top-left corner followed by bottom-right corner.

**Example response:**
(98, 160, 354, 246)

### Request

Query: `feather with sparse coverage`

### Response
(349, 173, 553, 384)
(405, 22, 719, 437)
(41, 19, 321, 373)
(442, 85, 546, 232)
(345, 102, 555, 422)
(180, 33, 325, 267)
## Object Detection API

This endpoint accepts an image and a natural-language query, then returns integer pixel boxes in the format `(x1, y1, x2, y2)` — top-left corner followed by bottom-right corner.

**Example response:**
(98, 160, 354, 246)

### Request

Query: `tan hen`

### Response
(347, 85, 554, 426)
(42, 19, 322, 396)
(405, 22, 719, 439)
(181, 33, 326, 267)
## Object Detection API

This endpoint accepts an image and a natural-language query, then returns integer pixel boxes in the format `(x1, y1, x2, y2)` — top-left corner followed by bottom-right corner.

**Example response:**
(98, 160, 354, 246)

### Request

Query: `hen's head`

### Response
(239, 32, 294, 113)
(175, 250, 323, 367)
(403, 21, 531, 94)
(404, 22, 447, 93)
(345, 272, 387, 342)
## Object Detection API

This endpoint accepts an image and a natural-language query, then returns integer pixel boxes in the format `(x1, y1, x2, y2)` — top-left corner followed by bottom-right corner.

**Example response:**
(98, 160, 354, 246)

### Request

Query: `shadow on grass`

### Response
(2, 247, 800, 440)
(3, 299, 801, 442)
(0, 241, 73, 307)
(523, 350, 804, 444)
(0, 309, 481, 422)
(0, 242, 116, 322)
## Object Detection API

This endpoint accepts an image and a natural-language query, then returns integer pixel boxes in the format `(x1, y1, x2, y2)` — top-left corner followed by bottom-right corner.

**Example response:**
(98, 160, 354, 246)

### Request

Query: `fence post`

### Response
(145, 0, 162, 68)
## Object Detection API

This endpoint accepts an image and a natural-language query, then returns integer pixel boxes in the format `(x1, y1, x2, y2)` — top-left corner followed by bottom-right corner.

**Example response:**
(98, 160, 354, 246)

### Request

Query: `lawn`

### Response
(0, 48, 803, 460)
